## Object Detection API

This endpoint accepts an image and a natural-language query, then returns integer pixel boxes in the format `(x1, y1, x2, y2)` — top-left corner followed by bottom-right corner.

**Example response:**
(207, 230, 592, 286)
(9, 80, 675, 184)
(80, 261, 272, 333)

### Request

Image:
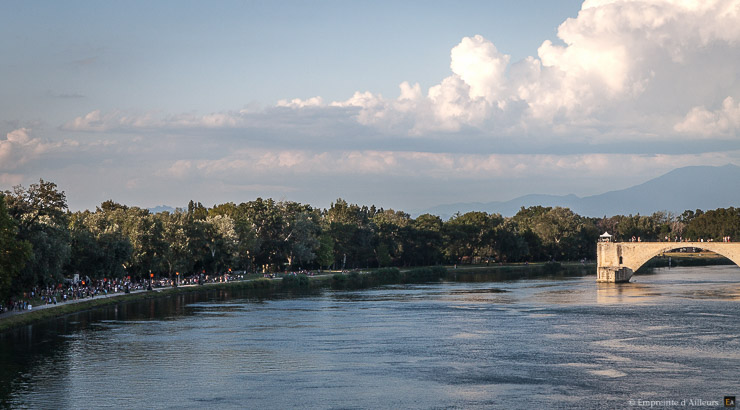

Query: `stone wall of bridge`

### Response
(596, 241, 740, 283)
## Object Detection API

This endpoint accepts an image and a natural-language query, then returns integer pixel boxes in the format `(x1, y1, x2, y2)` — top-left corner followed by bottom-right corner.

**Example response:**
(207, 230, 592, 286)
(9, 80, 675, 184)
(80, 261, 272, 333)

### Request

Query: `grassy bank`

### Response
(447, 261, 596, 272)
(444, 261, 595, 281)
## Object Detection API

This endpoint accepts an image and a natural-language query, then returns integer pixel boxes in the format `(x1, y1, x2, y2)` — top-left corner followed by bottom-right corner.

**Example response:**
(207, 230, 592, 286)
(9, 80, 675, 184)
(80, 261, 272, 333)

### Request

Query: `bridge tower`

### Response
(596, 241, 634, 283)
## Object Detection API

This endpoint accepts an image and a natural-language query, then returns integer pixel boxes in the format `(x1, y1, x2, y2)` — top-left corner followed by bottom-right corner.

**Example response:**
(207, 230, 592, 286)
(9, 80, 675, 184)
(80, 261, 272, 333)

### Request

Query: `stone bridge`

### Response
(596, 241, 740, 282)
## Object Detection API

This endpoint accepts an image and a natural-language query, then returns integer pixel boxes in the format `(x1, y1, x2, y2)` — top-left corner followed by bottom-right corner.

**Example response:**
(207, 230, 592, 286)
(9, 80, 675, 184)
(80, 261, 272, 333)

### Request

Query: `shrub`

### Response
(252, 278, 273, 289)
(346, 271, 363, 288)
(282, 274, 309, 288)
(372, 267, 401, 284)
(542, 262, 562, 275)
(331, 273, 347, 289)
(402, 266, 447, 283)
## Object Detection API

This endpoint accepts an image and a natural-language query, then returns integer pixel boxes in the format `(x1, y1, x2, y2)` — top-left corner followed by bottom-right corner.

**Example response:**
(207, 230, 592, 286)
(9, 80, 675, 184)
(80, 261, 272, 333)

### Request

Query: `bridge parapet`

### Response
(596, 241, 740, 283)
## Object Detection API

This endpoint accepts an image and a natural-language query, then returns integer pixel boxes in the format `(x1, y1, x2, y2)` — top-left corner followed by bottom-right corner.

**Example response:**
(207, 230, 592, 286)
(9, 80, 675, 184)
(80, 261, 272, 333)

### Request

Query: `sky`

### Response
(2, 0, 740, 213)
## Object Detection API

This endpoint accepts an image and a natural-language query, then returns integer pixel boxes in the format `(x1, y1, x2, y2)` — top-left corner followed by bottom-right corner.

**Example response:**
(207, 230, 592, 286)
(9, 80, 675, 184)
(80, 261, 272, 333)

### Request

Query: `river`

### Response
(1, 266, 739, 409)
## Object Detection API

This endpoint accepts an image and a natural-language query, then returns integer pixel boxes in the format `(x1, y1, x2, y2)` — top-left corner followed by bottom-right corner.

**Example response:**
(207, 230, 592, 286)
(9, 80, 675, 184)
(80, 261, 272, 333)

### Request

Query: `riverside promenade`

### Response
(0, 288, 152, 320)
(0, 272, 335, 330)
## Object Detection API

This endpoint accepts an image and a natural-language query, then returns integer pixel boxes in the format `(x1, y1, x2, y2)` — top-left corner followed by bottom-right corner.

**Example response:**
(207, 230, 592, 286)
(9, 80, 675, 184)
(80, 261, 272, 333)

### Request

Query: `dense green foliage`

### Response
(3, 179, 740, 297)
(0, 194, 32, 299)
(328, 267, 448, 290)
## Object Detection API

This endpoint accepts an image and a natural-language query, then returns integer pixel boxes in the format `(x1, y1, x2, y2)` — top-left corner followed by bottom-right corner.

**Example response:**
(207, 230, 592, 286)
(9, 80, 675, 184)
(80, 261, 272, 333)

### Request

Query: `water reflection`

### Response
(595, 265, 740, 304)
(596, 282, 661, 304)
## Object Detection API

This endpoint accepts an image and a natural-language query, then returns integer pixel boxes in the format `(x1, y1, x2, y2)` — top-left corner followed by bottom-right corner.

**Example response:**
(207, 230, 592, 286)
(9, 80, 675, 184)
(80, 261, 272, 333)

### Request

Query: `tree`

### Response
(375, 242, 392, 267)
(0, 194, 32, 299)
(283, 210, 320, 270)
(443, 211, 501, 264)
(239, 198, 285, 272)
(406, 214, 444, 266)
(513, 206, 595, 261)
(494, 219, 529, 262)
(206, 214, 239, 273)
(4, 179, 68, 230)
(117, 207, 164, 279)
(316, 232, 335, 270)
(67, 212, 102, 278)
(67, 210, 132, 280)
(4, 180, 71, 288)
(158, 210, 190, 278)
(372, 209, 411, 266)
(325, 198, 376, 269)
(685, 207, 740, 241)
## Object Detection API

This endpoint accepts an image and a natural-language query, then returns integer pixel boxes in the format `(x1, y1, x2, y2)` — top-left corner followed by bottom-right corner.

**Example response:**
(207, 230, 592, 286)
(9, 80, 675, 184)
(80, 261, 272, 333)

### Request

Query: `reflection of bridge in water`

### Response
(596, 241, 740, 283)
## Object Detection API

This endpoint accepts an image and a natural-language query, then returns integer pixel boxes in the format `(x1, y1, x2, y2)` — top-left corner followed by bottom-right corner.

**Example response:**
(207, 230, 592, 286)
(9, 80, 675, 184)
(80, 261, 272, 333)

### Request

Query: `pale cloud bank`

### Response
(162, 149, 740, 182)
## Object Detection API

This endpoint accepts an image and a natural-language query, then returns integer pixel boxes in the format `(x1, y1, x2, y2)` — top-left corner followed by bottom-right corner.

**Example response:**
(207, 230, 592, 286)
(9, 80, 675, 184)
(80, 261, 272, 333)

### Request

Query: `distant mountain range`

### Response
(420, 164, 740, 219)
(148, 205, 175, 214)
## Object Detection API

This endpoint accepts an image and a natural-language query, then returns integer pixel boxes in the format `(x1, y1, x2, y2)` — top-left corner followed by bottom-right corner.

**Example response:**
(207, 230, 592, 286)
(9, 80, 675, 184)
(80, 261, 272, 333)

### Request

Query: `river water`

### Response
(1, 266, 739, 409)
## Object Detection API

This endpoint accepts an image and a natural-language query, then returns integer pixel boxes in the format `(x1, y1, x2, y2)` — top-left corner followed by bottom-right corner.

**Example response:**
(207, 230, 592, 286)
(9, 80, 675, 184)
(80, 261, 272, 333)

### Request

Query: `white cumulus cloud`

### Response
(450, 34, 510, 104)
(287, 0, 740, 139)
(675, 96, 740, 137)
(0, 128, 57, 170)
(276, 96, 324, 108)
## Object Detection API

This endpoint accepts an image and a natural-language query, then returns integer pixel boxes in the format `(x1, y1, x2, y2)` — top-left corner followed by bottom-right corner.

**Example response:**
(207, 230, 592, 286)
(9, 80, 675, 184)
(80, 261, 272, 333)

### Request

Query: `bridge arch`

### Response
(626, 243, 740, 273)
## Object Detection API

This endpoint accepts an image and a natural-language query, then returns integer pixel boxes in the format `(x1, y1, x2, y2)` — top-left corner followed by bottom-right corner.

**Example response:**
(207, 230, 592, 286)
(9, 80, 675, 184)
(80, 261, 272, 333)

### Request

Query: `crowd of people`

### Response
(652, 236, 733, 242)
(266, 269, 317, 278)
(1, 272, 245, 315)
(1, 278, 145, 314)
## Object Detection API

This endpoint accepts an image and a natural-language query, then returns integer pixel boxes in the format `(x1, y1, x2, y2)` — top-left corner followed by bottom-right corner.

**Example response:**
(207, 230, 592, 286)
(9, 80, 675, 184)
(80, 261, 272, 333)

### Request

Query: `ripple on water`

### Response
(587, 369, 628, 378)
(451, 332, 484, 339)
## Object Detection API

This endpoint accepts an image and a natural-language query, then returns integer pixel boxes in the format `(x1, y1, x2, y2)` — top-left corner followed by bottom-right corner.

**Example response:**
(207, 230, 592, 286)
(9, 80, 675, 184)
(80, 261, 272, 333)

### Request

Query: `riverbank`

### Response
(1, 266, 452, 332)
(0, 263, 593, 332)
(0, 278, 275, 333)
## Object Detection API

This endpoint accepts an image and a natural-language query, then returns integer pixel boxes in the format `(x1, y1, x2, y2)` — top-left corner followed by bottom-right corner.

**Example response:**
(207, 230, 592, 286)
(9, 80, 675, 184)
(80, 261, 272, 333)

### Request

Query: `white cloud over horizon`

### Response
(161, 148, 740, 182)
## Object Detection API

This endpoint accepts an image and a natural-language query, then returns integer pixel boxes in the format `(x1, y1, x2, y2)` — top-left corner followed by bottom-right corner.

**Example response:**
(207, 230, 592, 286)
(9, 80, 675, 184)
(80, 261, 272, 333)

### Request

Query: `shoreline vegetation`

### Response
(3, 179, 740, 333)
(3, 256, 729, 333)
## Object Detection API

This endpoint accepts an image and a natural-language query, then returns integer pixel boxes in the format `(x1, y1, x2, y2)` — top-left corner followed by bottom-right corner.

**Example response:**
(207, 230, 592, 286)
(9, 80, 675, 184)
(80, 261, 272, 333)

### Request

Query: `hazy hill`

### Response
(148, 205, 175, 214)
(421, 164, 740, 219)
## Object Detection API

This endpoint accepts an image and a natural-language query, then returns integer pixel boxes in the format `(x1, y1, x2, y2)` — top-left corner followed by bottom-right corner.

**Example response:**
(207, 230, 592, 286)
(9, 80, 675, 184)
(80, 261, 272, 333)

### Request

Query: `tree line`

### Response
(2, 179, 740, 298)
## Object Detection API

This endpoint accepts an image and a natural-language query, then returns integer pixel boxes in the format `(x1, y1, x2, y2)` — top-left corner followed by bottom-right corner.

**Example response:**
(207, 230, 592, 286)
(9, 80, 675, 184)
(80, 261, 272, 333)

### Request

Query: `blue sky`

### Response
(1, 1, 581, 118)
(2, 0, 740, 213)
